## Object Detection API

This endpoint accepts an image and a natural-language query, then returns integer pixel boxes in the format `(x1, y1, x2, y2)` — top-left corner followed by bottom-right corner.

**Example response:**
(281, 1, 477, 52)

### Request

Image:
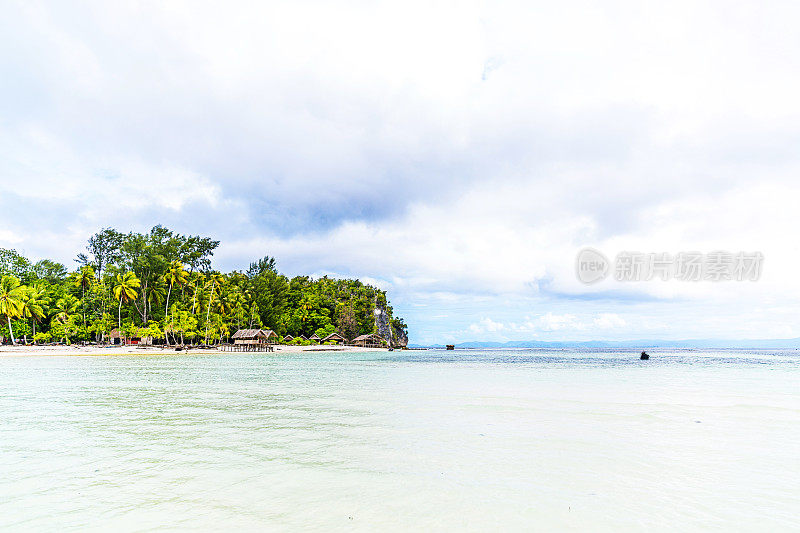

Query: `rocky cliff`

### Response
(391, 322, 409, 348)
(374, 299, 408, 348)
(374, 301, 393, 344)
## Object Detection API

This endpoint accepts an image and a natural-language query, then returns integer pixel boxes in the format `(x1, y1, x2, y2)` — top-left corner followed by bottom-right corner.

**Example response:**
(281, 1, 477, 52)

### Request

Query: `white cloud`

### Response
(466, 312, 627, 338)
(2, 1, 800, 343)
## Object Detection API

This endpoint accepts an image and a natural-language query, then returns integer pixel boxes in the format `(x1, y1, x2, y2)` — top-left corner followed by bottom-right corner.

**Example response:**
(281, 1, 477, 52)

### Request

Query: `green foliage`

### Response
(0, 226, 406, 346)
(0, 250, 31, 279)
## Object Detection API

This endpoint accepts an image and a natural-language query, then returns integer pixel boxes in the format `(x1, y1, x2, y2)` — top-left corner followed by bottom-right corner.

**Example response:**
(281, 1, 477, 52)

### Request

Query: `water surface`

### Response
(1, 349, 798, 531)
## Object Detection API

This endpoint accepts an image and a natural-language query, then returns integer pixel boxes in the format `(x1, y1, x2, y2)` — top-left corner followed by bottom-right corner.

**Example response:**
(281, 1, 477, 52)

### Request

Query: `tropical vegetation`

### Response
(0, 226, 407, 346)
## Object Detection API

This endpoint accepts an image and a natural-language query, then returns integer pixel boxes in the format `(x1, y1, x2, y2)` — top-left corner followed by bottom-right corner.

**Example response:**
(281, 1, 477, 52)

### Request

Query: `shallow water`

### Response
(1, 349, 799, 531)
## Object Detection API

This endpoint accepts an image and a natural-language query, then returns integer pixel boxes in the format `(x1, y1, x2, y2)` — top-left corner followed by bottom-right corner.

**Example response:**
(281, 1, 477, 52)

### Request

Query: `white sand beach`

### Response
(0, 344, 391, 357)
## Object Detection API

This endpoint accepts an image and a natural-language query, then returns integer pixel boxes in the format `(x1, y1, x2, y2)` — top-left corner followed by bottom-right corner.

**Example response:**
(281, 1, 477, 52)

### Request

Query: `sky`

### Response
(2, 1, 800, 344)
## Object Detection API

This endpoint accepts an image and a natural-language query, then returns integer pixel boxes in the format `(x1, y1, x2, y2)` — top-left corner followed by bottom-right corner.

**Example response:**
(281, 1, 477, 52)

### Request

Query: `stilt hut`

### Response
(308, 333, 321, 344)
(297, 335, 309, 341)
(262, 329, 279, 344)
(232, 329, 270, 345)
(322, 332, 347, 345)
(283, 334, 294, 343)
(352, 333, 385, 348)
(225, 329, 277, 352)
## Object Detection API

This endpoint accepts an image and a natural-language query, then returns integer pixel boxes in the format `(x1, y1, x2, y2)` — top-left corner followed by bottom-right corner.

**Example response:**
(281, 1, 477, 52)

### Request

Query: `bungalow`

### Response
(308, 333, 321, 343)
(297, 335, 309, 341)
(232, 329, 278, 345)
(262, 330, 279, 343)
(283, 334, 294, 342)
(107, 328, 152, 345)
(352, 333, 385, 348)
(322, 332, 347, 345)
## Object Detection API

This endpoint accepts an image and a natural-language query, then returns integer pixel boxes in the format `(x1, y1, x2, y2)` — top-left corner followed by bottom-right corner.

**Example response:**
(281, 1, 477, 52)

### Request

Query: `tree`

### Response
(113, 272, 141, 330)
(74, 265, 95, 331)
(0, 249, 32, 279)
(18, 285, 46, 343)
(163, 260, 188, 317)
(204, 273, 225, 344)
(336, 301, 360, 340)
(31, 259, 67, 282)
(147, 282, 166, 322)
(0, 275, 25, 344)
(83, 228, 124, 280)
(52, 295, 79, 327)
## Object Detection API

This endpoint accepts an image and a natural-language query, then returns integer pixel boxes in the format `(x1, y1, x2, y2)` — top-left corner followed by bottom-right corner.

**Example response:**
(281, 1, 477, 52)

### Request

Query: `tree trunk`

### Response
(165, 283, 172, 318)
(82, 285, 86, 332)
(205, 289, 213, 344)
(7, 316, 16, 345)
(142, 281, 148, 325)
(118, 298, 122, 330)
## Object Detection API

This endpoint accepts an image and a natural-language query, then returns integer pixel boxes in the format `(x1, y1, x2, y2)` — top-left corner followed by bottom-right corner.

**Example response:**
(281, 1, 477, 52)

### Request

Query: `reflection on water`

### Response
(1, 350, 799, 531)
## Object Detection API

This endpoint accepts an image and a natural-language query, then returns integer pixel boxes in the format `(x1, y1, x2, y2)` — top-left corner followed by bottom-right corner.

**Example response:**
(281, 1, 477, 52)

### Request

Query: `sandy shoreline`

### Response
(0, 344, 391, 357)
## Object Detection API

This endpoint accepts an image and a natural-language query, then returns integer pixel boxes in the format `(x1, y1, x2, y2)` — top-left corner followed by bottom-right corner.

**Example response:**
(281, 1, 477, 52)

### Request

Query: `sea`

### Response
(1, 349, 798, 531)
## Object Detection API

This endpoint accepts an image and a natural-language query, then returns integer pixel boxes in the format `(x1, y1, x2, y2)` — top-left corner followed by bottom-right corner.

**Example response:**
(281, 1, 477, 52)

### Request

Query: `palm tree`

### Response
(18, 285, 46, 343)
(113, 272, 141, 330)
(74, 265, 95, 331)
(204, 273, 225, 344)
(146, 282, 165, 316)
(51, 295, 79, 342)
(163, 260, 189, 317)
(0, 275, 26, 344)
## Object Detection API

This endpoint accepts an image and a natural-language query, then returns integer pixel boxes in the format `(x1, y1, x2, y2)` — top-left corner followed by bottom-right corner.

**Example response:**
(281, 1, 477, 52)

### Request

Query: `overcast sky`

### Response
(2, 1, 799, 344)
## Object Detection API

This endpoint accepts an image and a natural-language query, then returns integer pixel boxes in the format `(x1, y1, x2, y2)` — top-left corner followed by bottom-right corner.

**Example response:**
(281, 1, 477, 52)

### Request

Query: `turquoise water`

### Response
(1, 349, 799, 531)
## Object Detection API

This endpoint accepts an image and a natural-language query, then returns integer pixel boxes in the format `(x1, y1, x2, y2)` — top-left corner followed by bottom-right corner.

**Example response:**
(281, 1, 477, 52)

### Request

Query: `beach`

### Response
(1, 348, 798, 531)
(0, 344, 390, 357)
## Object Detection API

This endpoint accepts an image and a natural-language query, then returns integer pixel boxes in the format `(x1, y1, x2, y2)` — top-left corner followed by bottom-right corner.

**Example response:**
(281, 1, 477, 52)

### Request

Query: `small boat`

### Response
(640, 351, 649, 360)
(446, 345, 455, 350)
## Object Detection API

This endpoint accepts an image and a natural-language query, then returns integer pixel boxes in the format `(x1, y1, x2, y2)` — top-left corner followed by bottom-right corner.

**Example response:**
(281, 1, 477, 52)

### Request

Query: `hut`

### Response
(232, 329, 270, 345)
(297, 335, 309, 341)
(283, 334, 294, 343)
(263, 329, 279, 343)
(107, 329, 149, 345)
(322, 332, 347, 345)
(308, 333, 321, 344)
(352, 333, 385, 348)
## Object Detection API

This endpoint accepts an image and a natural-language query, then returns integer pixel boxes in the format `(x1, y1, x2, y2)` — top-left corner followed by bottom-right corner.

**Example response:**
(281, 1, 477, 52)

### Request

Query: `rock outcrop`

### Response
(373, 300, 393, 344)
(392, 322, 408, 348)
(373, 298, 408, 348)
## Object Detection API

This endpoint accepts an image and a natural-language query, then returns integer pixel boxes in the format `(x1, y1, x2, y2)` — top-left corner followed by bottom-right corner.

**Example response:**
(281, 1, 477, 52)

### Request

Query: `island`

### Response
(0, 225, 408, 350)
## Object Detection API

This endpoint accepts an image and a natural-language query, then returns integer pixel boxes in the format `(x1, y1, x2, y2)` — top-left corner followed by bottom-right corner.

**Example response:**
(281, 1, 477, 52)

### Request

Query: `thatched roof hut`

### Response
(297, 335, 309, 341)
(322, 332, 347, 345)
(107, 328, 149, 345)
(283, 334, 294, 342)
(232, 329, 278, 344)
(352, 333, 385, 347)
(308, 333, 321, 342)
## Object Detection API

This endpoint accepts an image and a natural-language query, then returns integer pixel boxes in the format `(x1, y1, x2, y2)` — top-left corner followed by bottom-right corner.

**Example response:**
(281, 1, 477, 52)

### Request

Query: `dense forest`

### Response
(0, 226, 407, 346)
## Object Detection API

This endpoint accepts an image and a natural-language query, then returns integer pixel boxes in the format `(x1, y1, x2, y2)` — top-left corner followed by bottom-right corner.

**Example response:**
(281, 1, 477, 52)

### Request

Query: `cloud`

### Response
(467, 312, 627, 337)
(2, 1, 800, 343)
